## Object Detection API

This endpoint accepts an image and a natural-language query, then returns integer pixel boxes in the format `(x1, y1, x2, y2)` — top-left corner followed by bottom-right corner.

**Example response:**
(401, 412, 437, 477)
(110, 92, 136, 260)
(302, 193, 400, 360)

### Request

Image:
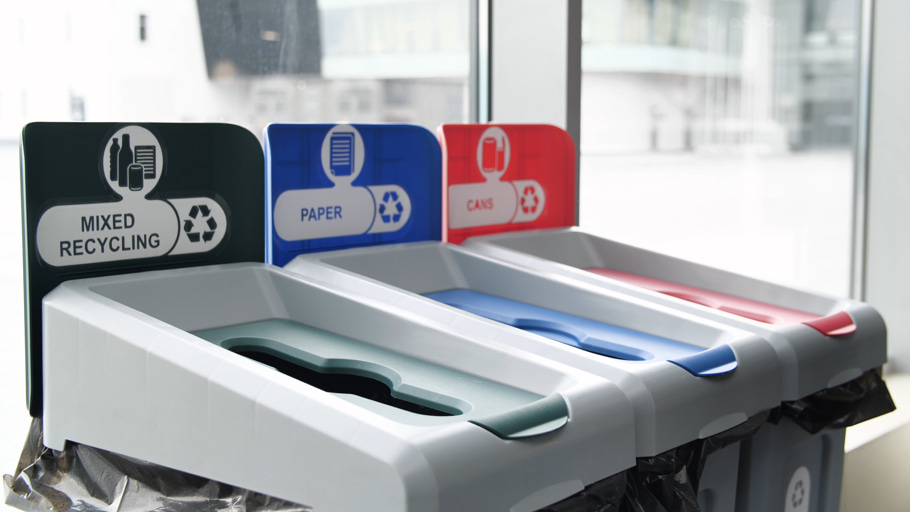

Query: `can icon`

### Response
(330, 132, 355, 177)
(128, 163, 144, 191)
(481, 137, 497, 173)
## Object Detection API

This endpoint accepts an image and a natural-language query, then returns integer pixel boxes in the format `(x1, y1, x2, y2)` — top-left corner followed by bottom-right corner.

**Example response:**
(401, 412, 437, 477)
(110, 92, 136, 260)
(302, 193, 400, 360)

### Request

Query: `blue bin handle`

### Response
(669, 344, 738, 377)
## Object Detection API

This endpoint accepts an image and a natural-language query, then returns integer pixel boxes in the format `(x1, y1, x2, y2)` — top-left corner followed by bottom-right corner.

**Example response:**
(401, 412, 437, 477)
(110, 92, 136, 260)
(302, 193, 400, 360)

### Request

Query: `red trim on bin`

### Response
(803, 311, 857, 337)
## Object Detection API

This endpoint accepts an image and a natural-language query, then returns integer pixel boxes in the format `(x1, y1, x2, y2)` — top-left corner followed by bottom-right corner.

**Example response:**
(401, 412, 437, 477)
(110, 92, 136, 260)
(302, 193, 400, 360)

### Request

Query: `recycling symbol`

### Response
(183, 204, 218, 242)
(791, 480, 805, 508)
(379, 191, 404, 223)
(520, 186, 540, 215)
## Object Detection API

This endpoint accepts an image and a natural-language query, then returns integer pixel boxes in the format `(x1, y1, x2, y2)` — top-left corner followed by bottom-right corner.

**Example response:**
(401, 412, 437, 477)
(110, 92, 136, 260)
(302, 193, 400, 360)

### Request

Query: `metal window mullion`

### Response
(850, 0, 874, 301)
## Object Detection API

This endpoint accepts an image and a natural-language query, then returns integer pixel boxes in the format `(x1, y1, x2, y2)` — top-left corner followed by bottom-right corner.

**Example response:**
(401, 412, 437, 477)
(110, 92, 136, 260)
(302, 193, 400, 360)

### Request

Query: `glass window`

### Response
(579, 0, 859, 297)
(0, 0, 470, 139)
(0, 0, 471, 492)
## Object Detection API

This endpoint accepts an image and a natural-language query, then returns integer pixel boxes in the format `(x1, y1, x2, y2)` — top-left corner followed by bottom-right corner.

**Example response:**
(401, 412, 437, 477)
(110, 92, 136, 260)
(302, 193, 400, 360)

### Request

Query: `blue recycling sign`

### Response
(265, 123, 442, 265)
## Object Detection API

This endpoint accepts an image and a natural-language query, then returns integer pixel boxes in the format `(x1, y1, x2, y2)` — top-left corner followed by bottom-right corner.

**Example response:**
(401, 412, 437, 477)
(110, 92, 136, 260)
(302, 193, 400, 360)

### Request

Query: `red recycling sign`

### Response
(439, 124, 577, 244)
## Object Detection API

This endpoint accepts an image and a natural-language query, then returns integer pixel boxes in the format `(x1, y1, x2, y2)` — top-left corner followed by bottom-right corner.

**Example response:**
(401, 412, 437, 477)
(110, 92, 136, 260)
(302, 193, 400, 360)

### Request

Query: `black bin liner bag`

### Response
(4, 370, 894, 512)
(538, 369, 895, 512)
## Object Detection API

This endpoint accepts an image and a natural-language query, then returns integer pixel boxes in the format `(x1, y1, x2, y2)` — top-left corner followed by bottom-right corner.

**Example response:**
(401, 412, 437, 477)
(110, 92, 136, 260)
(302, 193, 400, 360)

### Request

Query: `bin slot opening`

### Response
(194, 319, 565, 431)
(716, 306, 776, 324)
(508, 319, 649, 362)
(230, 346, 456, 417)
(194, 319, 478, 419)
(586, 267, 820, 325)
(425, 289, 705, 364)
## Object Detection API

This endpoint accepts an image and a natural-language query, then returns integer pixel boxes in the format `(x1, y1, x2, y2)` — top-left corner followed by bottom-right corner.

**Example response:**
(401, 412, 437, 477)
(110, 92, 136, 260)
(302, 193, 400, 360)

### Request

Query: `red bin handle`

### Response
(803, 311, 856, 337)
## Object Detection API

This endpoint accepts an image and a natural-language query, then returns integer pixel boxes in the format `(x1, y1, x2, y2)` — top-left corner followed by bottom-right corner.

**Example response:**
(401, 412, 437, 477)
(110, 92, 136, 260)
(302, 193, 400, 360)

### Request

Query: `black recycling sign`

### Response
(21, 122, 265, 416)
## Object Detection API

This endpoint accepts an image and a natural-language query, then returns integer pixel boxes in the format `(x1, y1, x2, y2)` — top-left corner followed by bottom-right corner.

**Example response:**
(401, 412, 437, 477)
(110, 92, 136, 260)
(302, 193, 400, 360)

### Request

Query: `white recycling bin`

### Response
(443, 122, 888, 512)
(462, 228, 886, 512)
(41, 263, 635, 512)
(18, 122, 638, 512)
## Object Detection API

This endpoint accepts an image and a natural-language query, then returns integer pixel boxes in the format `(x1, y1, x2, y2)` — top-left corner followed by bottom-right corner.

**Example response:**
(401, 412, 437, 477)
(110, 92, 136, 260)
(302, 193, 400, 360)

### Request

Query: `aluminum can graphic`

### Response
(330, 132, 355, 177)
(482, 137, 497, 173)
(128, 163, 144, 191)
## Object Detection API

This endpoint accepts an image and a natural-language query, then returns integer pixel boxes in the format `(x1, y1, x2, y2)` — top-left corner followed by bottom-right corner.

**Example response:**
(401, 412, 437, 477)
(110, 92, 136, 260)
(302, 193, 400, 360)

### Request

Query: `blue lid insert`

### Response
(265, 123, 442, 265)
(426, 289, 738, 377)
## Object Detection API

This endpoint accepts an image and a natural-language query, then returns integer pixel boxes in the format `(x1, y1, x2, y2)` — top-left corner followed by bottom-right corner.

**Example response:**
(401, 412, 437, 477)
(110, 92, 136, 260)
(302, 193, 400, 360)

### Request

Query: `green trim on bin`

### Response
(469, 393, 569, 439)
(195, 319, 567, 435)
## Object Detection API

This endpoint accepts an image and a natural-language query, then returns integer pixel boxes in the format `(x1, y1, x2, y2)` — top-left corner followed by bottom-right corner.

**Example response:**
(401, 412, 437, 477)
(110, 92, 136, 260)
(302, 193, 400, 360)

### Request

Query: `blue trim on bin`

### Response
(668, 344, 738, 377)
(426, 289, 737, 377)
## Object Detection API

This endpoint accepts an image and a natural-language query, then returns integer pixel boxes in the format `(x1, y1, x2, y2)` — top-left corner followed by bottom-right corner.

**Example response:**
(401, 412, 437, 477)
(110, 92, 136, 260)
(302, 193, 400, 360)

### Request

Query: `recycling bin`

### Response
(462, 228, 884, 512)
(266, 123, 788, 512)
(442, 123, 890, 512)
(42, 263, 633, 512)
(17, 122, 638, 512)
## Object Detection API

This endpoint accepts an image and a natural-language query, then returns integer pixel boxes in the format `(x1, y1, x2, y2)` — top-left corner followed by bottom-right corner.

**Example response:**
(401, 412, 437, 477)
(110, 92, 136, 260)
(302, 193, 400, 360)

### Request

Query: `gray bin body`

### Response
(698, 442, 742, 512)
(736, 419, 845, 512)
(465, 228, 869, 512)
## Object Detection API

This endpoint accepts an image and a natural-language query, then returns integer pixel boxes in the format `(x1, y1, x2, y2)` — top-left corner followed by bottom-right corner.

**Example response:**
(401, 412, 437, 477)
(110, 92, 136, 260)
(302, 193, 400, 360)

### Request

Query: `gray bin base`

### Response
(736, 418, 845, 512)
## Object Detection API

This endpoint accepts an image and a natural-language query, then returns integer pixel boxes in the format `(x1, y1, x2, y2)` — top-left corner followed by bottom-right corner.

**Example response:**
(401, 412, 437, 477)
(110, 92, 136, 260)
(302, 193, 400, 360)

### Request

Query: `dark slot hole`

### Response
(233, 348, 454, 417)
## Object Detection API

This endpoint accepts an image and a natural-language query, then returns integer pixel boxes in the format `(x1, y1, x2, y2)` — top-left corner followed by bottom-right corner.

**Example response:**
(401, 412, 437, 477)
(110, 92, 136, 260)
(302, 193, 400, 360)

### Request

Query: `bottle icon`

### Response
(118, 134, 133, 188)
(109, 138, 120, 182)
(128, 163, 144, 191)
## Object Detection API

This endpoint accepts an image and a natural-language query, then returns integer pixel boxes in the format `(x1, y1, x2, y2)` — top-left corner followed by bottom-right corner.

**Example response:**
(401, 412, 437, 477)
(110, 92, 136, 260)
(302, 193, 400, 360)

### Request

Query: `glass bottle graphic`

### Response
(109, 138, 120, 182)
(118, 134, 133, 188)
